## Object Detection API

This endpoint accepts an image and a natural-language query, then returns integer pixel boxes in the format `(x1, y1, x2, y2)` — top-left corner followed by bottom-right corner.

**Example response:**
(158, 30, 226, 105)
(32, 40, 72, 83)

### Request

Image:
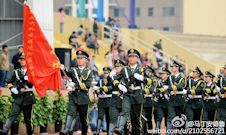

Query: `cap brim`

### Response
(103, 71, 110, 74)
(128, 53, 139, 57)
(170, 64, 179, 67)
(77, 55, 88, 59)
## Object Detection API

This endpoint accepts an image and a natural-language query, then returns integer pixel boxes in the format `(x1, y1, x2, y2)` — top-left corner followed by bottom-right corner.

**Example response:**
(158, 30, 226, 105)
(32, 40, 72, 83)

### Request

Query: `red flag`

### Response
(23, 4, 62, 97)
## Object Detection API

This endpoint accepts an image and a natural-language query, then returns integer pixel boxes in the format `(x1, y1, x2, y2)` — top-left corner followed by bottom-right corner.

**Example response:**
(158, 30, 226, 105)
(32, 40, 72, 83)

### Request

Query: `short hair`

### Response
(2, 45, 8, 50)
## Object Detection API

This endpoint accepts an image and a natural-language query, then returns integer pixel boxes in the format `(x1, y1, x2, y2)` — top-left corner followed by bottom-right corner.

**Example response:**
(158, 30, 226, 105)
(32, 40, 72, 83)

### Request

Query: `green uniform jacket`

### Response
(168, 74, 186, 106)
(203, 82, 217, 111)
(113, 66, 146, 104)
(7, 69, 35, 106)
(66, 67, 92, 105)
(97, 76, 113, 108)
(186, 78, 206, 109)
(216, 76, 226, 109)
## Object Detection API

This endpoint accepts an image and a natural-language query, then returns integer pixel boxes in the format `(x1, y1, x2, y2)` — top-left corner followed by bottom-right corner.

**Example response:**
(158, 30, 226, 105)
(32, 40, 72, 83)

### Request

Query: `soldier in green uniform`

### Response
(166, 61, 186, 130)
(155, 68, 171, 131)
(107, 60, 125, 135)
(113, 49, 149, 135)
(93, 67, 113, 134)
(185, 67, 206, 123)
(203, 71, 218, 121)
(143, 65, 157, 134)
(215, 64, 226, 134)
(0, 55, 35, 135)
(60, 50, 92, 135)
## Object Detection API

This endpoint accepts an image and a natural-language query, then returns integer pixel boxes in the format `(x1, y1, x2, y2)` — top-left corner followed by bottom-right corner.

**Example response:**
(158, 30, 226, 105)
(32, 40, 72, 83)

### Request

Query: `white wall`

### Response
(27, 0, 54, 47)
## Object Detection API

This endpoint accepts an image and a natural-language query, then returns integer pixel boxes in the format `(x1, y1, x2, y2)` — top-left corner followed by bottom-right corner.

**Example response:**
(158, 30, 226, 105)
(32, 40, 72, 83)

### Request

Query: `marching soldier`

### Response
(93, 67, 113, 134)
(155, 68, 171, 132)
(215, 64, 226, 134)
(143, 65, 157, 134)
(60, 50, 92, 135)
(0, 55, 35, 135)
(108, 60, 125, 135)
(113, 49, 149, 135)
(167, 61, 186, 130)
(203, 71, 217, 121)
(185, 67, 206, 123)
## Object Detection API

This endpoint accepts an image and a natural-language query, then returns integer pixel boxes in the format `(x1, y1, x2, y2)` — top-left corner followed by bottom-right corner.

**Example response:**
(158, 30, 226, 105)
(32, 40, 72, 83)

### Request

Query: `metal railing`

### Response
(102, 25, 187, 67)
(0, 32, 22, 46)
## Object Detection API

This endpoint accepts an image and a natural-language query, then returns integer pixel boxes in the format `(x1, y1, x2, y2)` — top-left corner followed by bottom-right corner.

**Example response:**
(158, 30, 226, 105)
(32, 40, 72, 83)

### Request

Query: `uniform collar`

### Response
(78, 66, 85, 71)
(207, 82, 212, 86)
(174, 73, 180, 78)
(21, 68, 27, 73)
(129, 64, 137, 70)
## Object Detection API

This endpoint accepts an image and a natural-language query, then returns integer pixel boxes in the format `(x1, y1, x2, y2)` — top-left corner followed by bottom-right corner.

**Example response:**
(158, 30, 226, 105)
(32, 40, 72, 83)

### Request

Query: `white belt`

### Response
(206, 96, 216, 100)
(188, 95, 202, 99)
(98, 94, 112, 98)
(145, 94, 153, 98)
(170, 91, 184, 95)
(20, 88, 33, 92)
(129, 86, 141, 90)
(112, 91, 119, 95)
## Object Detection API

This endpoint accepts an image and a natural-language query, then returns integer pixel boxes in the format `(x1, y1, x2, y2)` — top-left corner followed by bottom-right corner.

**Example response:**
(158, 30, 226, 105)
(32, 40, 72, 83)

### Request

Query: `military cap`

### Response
(127, 49, 140, 58)
(19, 54, 25, 60)
(223, 63, 226, 69)
(159, 68, 171, 75)
(170, 60, 182, 68)
(76, 50, 89, 59)
(193, 66, 203, 76)
(205, 71, 215, 78)
(114, 59, 126, 67)
(103, 67, 111, 74)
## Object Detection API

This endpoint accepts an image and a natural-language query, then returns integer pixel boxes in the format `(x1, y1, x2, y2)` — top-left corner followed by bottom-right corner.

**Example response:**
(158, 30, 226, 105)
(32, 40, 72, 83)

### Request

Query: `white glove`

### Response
(134, 73, 144, 81)
(66, 86, 73, 91)
(11, 88, 19, 95)
(109, 70, 116, 78)
(118, 84, 127, 93)
(164, 94, 170, 100)
(163, 85, 169, 90)
(93, 86, 99, 91)
(69, 81, 75, 88)
(24, 76, 28, 80)
(183, 89, 187, 95)
(215, 85, 220, 92)
(216, 95, 220, 102)
(60, 64, 65, 70)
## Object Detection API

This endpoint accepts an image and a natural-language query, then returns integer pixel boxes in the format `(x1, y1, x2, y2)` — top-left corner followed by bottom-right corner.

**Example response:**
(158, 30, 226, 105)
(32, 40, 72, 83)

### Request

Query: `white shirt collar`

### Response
(21, 68, 27, 73)
(129, 64, 137, 70)
(174, 73, 180, 78)
(207, 82, 212, 86)
(78, 66, 85, 71)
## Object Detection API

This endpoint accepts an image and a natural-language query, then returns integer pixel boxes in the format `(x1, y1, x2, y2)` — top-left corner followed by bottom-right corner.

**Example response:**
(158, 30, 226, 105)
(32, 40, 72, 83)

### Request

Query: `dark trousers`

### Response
(67, 101, 89, 135)
(0, 70, 7, 87)
(186, 107, 202, 121)
(3, 103, 33, 135)
(121, 96, 143, 135)
(156, 105, 168, 126)
(143, 107, 153, 133)
(98, 107, 110, 132)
